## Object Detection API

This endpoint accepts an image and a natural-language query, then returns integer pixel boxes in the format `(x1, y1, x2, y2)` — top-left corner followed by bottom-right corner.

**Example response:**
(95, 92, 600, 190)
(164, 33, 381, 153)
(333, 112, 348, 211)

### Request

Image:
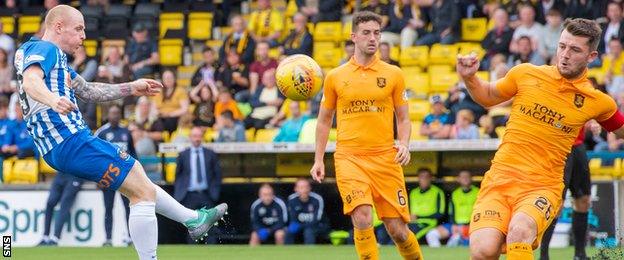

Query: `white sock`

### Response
(49, 236, 58, 243)
(425, 229, 442, 248)
(129, 202, 158, 260)
(154, 184, 198, 223)
(41, 235, 49, 242)
(447, 234, 461, 247)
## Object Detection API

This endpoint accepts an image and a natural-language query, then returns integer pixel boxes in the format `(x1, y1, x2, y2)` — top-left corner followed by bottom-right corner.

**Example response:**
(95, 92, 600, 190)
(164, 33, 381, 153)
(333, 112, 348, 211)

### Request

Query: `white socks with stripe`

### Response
(129, 201, 158, 260)
(154, 184, 198, 223)
(425, 228, 442, 248)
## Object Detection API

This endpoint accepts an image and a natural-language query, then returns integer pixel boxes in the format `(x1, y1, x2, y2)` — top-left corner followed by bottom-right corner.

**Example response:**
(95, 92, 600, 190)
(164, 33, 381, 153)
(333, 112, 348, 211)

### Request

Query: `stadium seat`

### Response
(1, 16, 15, 35)
(298, 118, 317, 144)
(342, 22, 352, 41)
(408, 100, 430, 121)
(589, 158, 622, 176)
(461, 18, 488, 42)
(404, 73, 430, 98)
(159, 39, 184, 66)
(188, 12, 213, 40)
(313, 47, 341, 68)
(475, 71, 489, 82)
(101, 39, 126, 60)
(399, 46, 429, 67)
(430, 71, 459, 93)
(268, 48, 280, 59)
(165, 163, 176, 183)
(285, 0, 298, 17)
(159, 13, 185, 38)
(161, 131, 171, 142)
(495, 126, 506, 138)
(83, 40, 98, 57)
(429, 92, 449, 101)
(410, 121, 427, 140)
(18, 16, 41, 37)
(245, 128, 256, 142)
(314, 22, 342, 42)
(177, 65, 198, 80)
(39, 158, 56, 176)
(255, 129, 278, 143)
(587, 68, 605, 85)
(457, 42, 486, 59)
(428, 65, 453, 74)
(5, 159, 38, 184)
(429, 44, 459, 65)
(390, 45, 400, 61)
(2, 158, 15, 183)
(329, 128, 337, 142)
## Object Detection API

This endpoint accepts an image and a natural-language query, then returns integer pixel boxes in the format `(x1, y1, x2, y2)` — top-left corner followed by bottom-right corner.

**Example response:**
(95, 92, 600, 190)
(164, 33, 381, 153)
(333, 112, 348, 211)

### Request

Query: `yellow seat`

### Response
(399, 46, 429, 67)
(313, 47, 341, 67)
(101, 40, 126, 62)
(159, 39, 184, 66)
(245, 128, 256, 142)
(18, 16, 41, 37)
(161, 131, 171, 142)
(408, 100, 430, 121)
(268, 48, 280, 59)
(165, 163, 176, 183)
(159, 13, 185, 38)
(404, 73, 430, 98)
(390, 45, 400, 61)
(39, 158, 56, 175)
(285, 0, 298, 17)
(83, 40, 98, 57)
(430, 72, 459, 92)
(6, 159, 38, 184)
(588, 68, 605, 85)
(329, 128, 337, 142)
(1, 16, 15, 35)
(206, 39, 222, 52)
(2, 158, 15, 183)
(255, 128, 278, 142)
(430, 92, 449, 101)
(176, 78, 191, 87)
(589, 158, 622, 176)
(342, 22, 352, 41)
(428, 65, 453, 74)
(461, 18, 488, 42)
(314, 22, 342, 42)
(495, 126, 506, 138)
(457, 42, 486, 59)
(429, 44, 459, 65)
(410, 121, 427, 140)
(188, 12, 213, 40)
(475, 71, 489, 82)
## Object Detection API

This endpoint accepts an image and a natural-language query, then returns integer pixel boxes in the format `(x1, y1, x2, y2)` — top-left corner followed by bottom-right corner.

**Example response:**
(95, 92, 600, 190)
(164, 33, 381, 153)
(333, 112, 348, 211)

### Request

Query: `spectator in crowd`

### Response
(220, 15, 256, 65)
(125, 23, 159, 79)
(267, 99, 308, 128)
(273, 101, 309, 142)
(0, 48, 14, 98)
(250, 183, 288, 246)
(296, 0, 342, 23)
(481, 8, 514, 70)
(586, 120, 608, 151)
(191, 47, 219, 99)
(565, 0, 598, 20)
(96, 47, 132, 84)
(280, 12, 313, 57)
(510, 5, 544, 52)
(130, 96, 165, 143)
(426, 170, 479, 247)
(248, 0, 284, 47)
(216, 110, 246, 142)
(450, 109, 480, 140)
(534, 0, 566, 25)
(507, 36, 546, 67)
(381, 0, 427, 48)
(445, 83, 487, 121)
(214, 88, 244, 128)
(175, 126, 223, 243)
(379, 42, 399, 66)
(38, 173, 84, 246)
(250, 41, 278, 97)
(416, 0, 460, 46)
(153, 69, 189, 133)
(421, 94, 451, 139)
(69, 45, 97, 81)
(488, 53, 509, 82)
(361, 0, 390, 28)
(599, 2, 624, 55)
(1, 100, 36, 158)
(408, 168, 446, 240)
(217, 49, 250, 102)
(539, 9, 563, 63)
(602, 37, 624, 95)
(339, 40, 355, 65)
(189, 84, 216, 128)
(95, 106, 133, 247)
(129, 124, 160, 181)
(0, 96, 11, 170)
(171, 114, 194, 144)
(286, 178, 327, 244)
(0, 20, 15, 67)
(245, 70, 284, 129)
(479, 115, 499, 139)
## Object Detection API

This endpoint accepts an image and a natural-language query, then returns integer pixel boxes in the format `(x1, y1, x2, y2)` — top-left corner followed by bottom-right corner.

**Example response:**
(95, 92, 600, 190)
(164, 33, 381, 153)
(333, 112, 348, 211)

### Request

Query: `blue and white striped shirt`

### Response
(14, 37, 87, 155)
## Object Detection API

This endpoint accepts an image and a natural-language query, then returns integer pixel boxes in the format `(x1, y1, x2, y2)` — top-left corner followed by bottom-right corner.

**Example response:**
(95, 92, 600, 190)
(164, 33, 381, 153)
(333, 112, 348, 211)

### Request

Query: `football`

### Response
(275, 54, 323, 101)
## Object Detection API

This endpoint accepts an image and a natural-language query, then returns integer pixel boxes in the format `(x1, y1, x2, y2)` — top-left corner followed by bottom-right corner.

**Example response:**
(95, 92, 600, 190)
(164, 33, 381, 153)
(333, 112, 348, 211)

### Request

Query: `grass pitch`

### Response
(11, 245, 601, 259)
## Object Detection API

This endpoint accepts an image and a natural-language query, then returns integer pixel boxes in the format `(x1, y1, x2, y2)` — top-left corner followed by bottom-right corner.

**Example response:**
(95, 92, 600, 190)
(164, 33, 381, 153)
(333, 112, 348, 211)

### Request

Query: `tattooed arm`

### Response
(72, 74, 162, 103)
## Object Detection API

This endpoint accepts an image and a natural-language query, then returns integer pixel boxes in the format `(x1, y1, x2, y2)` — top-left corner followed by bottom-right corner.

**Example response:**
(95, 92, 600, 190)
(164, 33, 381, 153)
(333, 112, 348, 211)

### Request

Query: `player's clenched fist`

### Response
(51, 97, 77, 115)
(131, 79, 163, 97)
(310, 161, 325, 183)
(456, 52, 480, 78)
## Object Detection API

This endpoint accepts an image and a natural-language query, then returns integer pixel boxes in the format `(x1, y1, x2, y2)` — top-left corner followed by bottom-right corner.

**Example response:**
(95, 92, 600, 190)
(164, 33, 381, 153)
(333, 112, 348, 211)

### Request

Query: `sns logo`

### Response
(97, 163, 121, 189)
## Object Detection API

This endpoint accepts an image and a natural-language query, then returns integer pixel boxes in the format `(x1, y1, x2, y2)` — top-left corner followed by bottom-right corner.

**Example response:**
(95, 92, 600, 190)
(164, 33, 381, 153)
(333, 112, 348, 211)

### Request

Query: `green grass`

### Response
(10, 245, 599, 259)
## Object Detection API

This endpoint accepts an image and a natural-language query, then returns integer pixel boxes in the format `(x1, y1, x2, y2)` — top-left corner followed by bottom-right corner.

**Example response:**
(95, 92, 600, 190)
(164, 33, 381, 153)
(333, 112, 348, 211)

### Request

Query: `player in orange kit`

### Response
(310, 11, 423, 260)
(457, 18, 624, 260)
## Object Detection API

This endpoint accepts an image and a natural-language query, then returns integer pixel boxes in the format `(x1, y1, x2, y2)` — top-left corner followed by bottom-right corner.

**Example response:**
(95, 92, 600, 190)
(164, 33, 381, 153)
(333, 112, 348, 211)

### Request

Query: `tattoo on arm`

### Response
(72, 74, 133, 102)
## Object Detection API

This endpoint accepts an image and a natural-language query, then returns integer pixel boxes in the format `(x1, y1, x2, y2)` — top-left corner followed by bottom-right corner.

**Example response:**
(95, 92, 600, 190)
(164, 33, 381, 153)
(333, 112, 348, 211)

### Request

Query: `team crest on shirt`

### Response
(574, 93, 585, 108)
(118, 149, 129, 160)
(376, 77, 386, 88)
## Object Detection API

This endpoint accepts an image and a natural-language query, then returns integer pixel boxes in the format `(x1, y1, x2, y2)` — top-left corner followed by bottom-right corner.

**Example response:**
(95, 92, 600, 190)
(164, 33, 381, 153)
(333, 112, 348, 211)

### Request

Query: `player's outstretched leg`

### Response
(383, 218, 424, 259)
(506, 212, 538, 260)
(351, 205, 379, 260)
(470, 228, 505, 260)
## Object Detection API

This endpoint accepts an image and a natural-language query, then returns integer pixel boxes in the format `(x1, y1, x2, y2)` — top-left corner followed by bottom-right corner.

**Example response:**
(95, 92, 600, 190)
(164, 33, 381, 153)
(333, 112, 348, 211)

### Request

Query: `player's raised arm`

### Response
(456, 53, 514, 107)
(22, 65, 77, 115)
(72, 74, 163, 103)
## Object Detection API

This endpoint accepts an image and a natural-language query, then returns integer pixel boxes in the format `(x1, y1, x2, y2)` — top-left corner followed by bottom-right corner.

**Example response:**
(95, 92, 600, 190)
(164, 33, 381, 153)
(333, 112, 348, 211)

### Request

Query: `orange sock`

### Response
(395, 231, 423, 260)
(354, 227, 379, 260)
(506, 242, 533, 260)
